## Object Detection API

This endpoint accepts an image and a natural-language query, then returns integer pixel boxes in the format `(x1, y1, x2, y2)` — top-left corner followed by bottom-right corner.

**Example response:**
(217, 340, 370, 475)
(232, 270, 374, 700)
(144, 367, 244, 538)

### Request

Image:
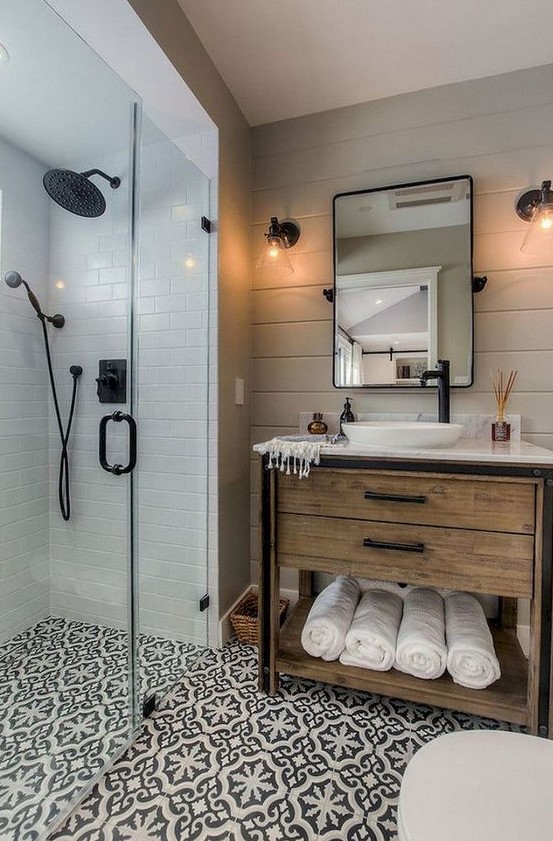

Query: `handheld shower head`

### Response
(5, 270, 23, 288)
(4, 270, 65, 327)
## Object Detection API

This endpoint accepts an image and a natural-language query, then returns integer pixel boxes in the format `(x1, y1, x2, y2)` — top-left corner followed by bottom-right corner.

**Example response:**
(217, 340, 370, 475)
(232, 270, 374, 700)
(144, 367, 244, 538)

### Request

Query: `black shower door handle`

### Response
(99, 411, 137, 475)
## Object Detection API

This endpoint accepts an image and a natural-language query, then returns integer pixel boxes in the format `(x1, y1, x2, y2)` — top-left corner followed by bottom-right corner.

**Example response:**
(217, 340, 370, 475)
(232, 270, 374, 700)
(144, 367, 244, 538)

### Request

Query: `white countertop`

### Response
(320, 438, 553, 465)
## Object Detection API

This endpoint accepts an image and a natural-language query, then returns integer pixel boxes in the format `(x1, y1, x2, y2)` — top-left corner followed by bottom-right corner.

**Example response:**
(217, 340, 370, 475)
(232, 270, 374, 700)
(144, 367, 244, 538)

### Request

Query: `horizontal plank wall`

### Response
(250, 64, 553, 586)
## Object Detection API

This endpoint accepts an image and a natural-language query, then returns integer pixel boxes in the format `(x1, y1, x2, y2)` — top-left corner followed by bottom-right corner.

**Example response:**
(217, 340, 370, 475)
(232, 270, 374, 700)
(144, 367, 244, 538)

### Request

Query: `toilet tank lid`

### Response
(399, 730, 553, 841)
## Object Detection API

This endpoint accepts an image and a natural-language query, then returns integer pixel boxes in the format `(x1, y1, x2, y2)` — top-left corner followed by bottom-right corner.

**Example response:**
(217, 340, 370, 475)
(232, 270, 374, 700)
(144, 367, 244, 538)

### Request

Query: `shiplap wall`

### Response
(250, 63, 553, 585)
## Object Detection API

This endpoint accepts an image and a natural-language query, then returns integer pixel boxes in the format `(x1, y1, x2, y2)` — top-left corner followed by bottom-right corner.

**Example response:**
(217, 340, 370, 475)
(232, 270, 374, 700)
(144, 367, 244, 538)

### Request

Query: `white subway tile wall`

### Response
(48, 152, 132, 630)
(136, 123, 210, 646)
(45, 129, 211, 647)
(0, 138, 51, 642)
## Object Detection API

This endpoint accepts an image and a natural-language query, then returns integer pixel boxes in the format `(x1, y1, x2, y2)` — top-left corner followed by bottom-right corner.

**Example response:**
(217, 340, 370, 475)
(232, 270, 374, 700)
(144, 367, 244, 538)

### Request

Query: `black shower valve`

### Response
(97, 370, 118, 389)
(96, 359, 127, 403)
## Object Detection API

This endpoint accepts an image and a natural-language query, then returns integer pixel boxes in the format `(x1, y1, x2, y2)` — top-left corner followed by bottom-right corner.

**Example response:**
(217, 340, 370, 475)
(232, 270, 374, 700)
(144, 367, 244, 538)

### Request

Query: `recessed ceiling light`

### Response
(55, 280, 65, 290)
(375, 299, 382, 305)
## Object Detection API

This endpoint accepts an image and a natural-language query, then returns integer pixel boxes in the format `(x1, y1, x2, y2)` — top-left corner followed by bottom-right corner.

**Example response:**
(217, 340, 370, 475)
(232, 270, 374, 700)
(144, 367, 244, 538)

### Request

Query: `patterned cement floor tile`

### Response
(48, 638, 521, 841)
(0, 617, 201, 841)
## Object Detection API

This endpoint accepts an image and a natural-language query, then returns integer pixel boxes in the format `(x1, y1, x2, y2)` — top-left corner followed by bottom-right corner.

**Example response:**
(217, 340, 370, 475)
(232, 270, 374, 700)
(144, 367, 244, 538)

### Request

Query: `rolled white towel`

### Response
(356, 578, 413, 599)
(395, 588, 447, 680)
(300, 576, 360, 661)
(339, 589, 403, 671)
(445, 591, 501, 689)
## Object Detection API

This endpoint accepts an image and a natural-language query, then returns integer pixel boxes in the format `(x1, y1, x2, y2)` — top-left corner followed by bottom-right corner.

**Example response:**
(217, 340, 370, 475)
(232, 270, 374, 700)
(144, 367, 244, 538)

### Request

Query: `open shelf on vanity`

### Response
(277, 597, 529, 725)
(259, 457, 553, 734)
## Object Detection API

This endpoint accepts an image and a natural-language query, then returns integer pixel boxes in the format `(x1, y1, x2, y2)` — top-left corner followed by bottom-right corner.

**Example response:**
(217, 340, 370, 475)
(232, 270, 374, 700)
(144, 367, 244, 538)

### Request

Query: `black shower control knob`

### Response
(97, 371, 118, 389)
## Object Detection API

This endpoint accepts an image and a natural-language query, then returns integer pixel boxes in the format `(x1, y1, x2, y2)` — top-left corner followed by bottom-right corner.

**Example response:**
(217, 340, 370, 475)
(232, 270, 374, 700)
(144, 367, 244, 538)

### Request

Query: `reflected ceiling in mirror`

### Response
(333, 176, 473, 388)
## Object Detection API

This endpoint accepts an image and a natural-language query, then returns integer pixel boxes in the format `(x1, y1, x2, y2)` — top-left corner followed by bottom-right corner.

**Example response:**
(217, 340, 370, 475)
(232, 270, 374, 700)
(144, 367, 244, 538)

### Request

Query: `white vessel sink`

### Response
(342, 421, 464, 449)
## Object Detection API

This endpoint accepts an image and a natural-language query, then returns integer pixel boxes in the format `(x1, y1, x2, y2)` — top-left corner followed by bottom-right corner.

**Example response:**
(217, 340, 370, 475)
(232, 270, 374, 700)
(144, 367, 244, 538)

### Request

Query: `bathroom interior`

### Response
(2, 0, 553, 839)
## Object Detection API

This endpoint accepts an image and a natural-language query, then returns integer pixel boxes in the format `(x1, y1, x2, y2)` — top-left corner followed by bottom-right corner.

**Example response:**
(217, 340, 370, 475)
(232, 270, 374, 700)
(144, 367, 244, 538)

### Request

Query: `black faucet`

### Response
(420, 359, 450, 423)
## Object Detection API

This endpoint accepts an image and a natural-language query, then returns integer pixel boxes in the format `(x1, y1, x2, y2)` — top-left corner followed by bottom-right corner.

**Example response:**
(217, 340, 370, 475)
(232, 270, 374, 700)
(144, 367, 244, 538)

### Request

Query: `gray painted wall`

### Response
(128, 0, 252, 620)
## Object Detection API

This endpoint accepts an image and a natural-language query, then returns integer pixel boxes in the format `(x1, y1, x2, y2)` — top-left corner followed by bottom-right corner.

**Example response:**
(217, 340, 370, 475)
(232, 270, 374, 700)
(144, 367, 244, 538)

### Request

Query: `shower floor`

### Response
(0, 617, 201, 841)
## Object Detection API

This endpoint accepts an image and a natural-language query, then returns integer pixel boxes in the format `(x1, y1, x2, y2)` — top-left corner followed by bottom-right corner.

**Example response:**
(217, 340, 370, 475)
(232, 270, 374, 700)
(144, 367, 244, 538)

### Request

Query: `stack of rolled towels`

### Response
(300, 576, 501, 689)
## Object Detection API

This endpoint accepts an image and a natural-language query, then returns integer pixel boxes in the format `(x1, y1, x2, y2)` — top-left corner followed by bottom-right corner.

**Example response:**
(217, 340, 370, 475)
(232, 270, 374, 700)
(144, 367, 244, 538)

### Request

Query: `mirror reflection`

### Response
(333, 176, 473, 388)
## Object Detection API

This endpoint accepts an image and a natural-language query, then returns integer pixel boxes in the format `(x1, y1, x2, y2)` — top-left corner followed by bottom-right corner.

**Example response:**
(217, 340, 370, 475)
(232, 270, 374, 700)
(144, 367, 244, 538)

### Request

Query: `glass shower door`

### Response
(133, 115, 211, 709)
(0, 0, 141, 836)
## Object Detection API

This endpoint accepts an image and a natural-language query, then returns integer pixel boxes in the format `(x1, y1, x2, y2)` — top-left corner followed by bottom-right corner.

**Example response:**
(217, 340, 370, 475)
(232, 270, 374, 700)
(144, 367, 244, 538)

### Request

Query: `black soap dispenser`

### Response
(340, 397, 355, 434)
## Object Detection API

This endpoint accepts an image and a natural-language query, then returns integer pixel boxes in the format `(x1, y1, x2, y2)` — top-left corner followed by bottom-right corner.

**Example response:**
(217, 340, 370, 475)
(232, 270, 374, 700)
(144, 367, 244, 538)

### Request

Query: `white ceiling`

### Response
(177, 0, 553, 125)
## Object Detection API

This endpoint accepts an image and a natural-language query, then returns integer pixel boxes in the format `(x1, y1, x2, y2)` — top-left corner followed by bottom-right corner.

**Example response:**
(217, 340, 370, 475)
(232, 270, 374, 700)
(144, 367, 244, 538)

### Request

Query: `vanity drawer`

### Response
(277, 513, 534, 598)
(277, 469, 536, 534)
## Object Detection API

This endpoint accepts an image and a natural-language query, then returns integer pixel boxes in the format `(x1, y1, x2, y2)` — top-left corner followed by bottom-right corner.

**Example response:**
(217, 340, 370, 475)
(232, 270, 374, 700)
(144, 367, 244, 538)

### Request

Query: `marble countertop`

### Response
(320, 437, 553, 465)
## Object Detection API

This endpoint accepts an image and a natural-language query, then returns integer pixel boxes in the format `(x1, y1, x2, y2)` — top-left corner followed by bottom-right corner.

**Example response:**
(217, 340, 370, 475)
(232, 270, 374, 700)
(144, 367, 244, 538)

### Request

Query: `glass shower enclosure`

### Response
(0, 1, 210, 837)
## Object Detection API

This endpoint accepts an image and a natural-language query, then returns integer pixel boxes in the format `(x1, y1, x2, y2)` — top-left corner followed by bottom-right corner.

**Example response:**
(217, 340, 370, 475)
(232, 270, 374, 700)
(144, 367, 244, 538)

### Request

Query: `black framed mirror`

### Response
(332, 175, 473, 388)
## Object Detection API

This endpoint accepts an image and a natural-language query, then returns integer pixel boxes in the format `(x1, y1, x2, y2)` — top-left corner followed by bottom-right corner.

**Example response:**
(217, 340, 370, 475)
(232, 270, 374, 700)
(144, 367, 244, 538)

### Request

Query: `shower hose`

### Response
(40, 318, 80, 521)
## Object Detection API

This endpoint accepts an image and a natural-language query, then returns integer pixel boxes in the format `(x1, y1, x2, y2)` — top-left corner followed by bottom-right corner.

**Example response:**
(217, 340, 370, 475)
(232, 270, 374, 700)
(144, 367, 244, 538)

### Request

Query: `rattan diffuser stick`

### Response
(491, 369, 517, 422)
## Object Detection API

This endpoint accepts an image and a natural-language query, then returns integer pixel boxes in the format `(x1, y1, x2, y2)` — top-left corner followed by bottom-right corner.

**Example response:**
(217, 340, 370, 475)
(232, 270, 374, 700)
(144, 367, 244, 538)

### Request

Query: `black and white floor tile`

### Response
(0, 618, 200, 841)
(49, 639, 522, 841)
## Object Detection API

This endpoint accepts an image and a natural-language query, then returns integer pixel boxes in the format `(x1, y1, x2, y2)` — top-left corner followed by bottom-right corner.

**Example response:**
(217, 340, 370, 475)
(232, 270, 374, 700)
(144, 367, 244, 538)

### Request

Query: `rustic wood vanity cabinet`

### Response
(258, 452, 553, 735)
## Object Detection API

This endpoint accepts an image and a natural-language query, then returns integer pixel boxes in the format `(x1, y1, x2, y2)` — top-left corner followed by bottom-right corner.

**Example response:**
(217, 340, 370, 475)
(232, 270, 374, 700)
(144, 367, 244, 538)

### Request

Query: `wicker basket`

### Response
(230, 590, 289, 646)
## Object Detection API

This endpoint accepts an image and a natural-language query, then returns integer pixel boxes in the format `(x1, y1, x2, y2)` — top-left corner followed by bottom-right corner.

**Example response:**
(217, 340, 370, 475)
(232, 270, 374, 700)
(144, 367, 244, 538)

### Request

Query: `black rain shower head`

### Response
(4, 270, 65, 328)
(43, 168, 121, 218)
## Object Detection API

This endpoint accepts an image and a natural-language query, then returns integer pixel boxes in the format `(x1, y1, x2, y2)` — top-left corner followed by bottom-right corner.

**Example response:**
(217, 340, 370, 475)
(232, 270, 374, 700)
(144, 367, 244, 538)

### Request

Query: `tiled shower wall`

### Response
(47, 126, 210, 645)
(136, 119, 210, 644)
(48, 150, 132, 628)
(0, 137, 50, 642)
(250, 63, 553, 587)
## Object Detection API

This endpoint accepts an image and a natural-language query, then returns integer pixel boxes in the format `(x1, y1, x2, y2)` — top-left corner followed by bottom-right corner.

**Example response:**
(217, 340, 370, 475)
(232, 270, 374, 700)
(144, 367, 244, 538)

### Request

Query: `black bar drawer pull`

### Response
(99, 411, 137, 476)
(364, 490, 427, 504)
(363, 538, 425, 553)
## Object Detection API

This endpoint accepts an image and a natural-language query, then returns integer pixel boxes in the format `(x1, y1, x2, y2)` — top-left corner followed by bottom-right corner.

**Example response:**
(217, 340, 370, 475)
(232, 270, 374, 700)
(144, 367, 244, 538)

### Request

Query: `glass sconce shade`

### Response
(520, 201, 553, 253)
(256, 217, 300, 276)
(516, 180, 553, 253)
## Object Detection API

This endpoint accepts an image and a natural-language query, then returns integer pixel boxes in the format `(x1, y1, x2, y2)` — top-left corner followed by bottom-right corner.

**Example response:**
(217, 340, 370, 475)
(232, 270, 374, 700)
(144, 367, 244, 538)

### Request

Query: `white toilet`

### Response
(398, 729, 553, 841)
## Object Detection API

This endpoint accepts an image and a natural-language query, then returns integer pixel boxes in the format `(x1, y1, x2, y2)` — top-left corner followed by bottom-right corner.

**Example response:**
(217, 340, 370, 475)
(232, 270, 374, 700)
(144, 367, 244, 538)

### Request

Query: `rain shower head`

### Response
(43, 168, 121, 217)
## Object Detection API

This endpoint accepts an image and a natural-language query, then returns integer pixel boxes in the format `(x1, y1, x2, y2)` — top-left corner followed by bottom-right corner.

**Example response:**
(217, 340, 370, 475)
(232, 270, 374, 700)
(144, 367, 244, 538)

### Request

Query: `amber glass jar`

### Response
(307, 412, 328, 434)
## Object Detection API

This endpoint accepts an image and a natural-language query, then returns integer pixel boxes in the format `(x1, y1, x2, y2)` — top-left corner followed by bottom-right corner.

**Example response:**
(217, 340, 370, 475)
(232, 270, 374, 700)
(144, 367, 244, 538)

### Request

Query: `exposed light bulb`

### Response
(256, 217, 299, 276)
(540, 213, 553, 230)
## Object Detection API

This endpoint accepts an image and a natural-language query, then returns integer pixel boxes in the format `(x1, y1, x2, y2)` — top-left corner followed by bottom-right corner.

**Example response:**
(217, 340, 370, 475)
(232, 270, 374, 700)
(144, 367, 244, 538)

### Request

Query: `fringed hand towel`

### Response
(300, 576, 360, 661)
(445, 591, 501, 689)
(340, 589, 403, 671)
(253, 434, 339, 479)
(395, 588, 447, 680)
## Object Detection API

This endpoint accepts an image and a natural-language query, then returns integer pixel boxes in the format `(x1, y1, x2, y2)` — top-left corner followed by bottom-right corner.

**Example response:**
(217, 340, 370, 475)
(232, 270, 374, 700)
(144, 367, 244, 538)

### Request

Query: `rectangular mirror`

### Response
(333, 175, 473, 388)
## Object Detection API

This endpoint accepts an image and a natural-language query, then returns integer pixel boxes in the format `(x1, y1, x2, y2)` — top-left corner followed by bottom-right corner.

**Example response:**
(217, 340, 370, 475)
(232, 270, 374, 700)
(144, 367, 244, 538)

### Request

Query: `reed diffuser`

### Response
(491, 369, 517, 442)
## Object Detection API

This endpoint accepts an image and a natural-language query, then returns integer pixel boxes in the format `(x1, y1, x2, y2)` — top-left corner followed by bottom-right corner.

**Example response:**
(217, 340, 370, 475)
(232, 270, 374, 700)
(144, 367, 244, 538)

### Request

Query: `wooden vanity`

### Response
(258, 447, 553, 735)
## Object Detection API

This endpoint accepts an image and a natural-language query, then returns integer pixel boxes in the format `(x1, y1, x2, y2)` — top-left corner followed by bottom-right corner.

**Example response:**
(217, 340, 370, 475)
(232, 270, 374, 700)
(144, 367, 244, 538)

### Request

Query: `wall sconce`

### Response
(516, 180, 553, 253)
(256, 217, 300, 276)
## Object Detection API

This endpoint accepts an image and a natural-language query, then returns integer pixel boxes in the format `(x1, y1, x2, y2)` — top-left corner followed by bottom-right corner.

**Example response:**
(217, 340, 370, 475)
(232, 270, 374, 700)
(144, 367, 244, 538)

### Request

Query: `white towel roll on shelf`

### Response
(445, 591, 501, 689)
(300, 575, 360, 661)
(395, 588, 447, 680)
(340, 589, 403, 671)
